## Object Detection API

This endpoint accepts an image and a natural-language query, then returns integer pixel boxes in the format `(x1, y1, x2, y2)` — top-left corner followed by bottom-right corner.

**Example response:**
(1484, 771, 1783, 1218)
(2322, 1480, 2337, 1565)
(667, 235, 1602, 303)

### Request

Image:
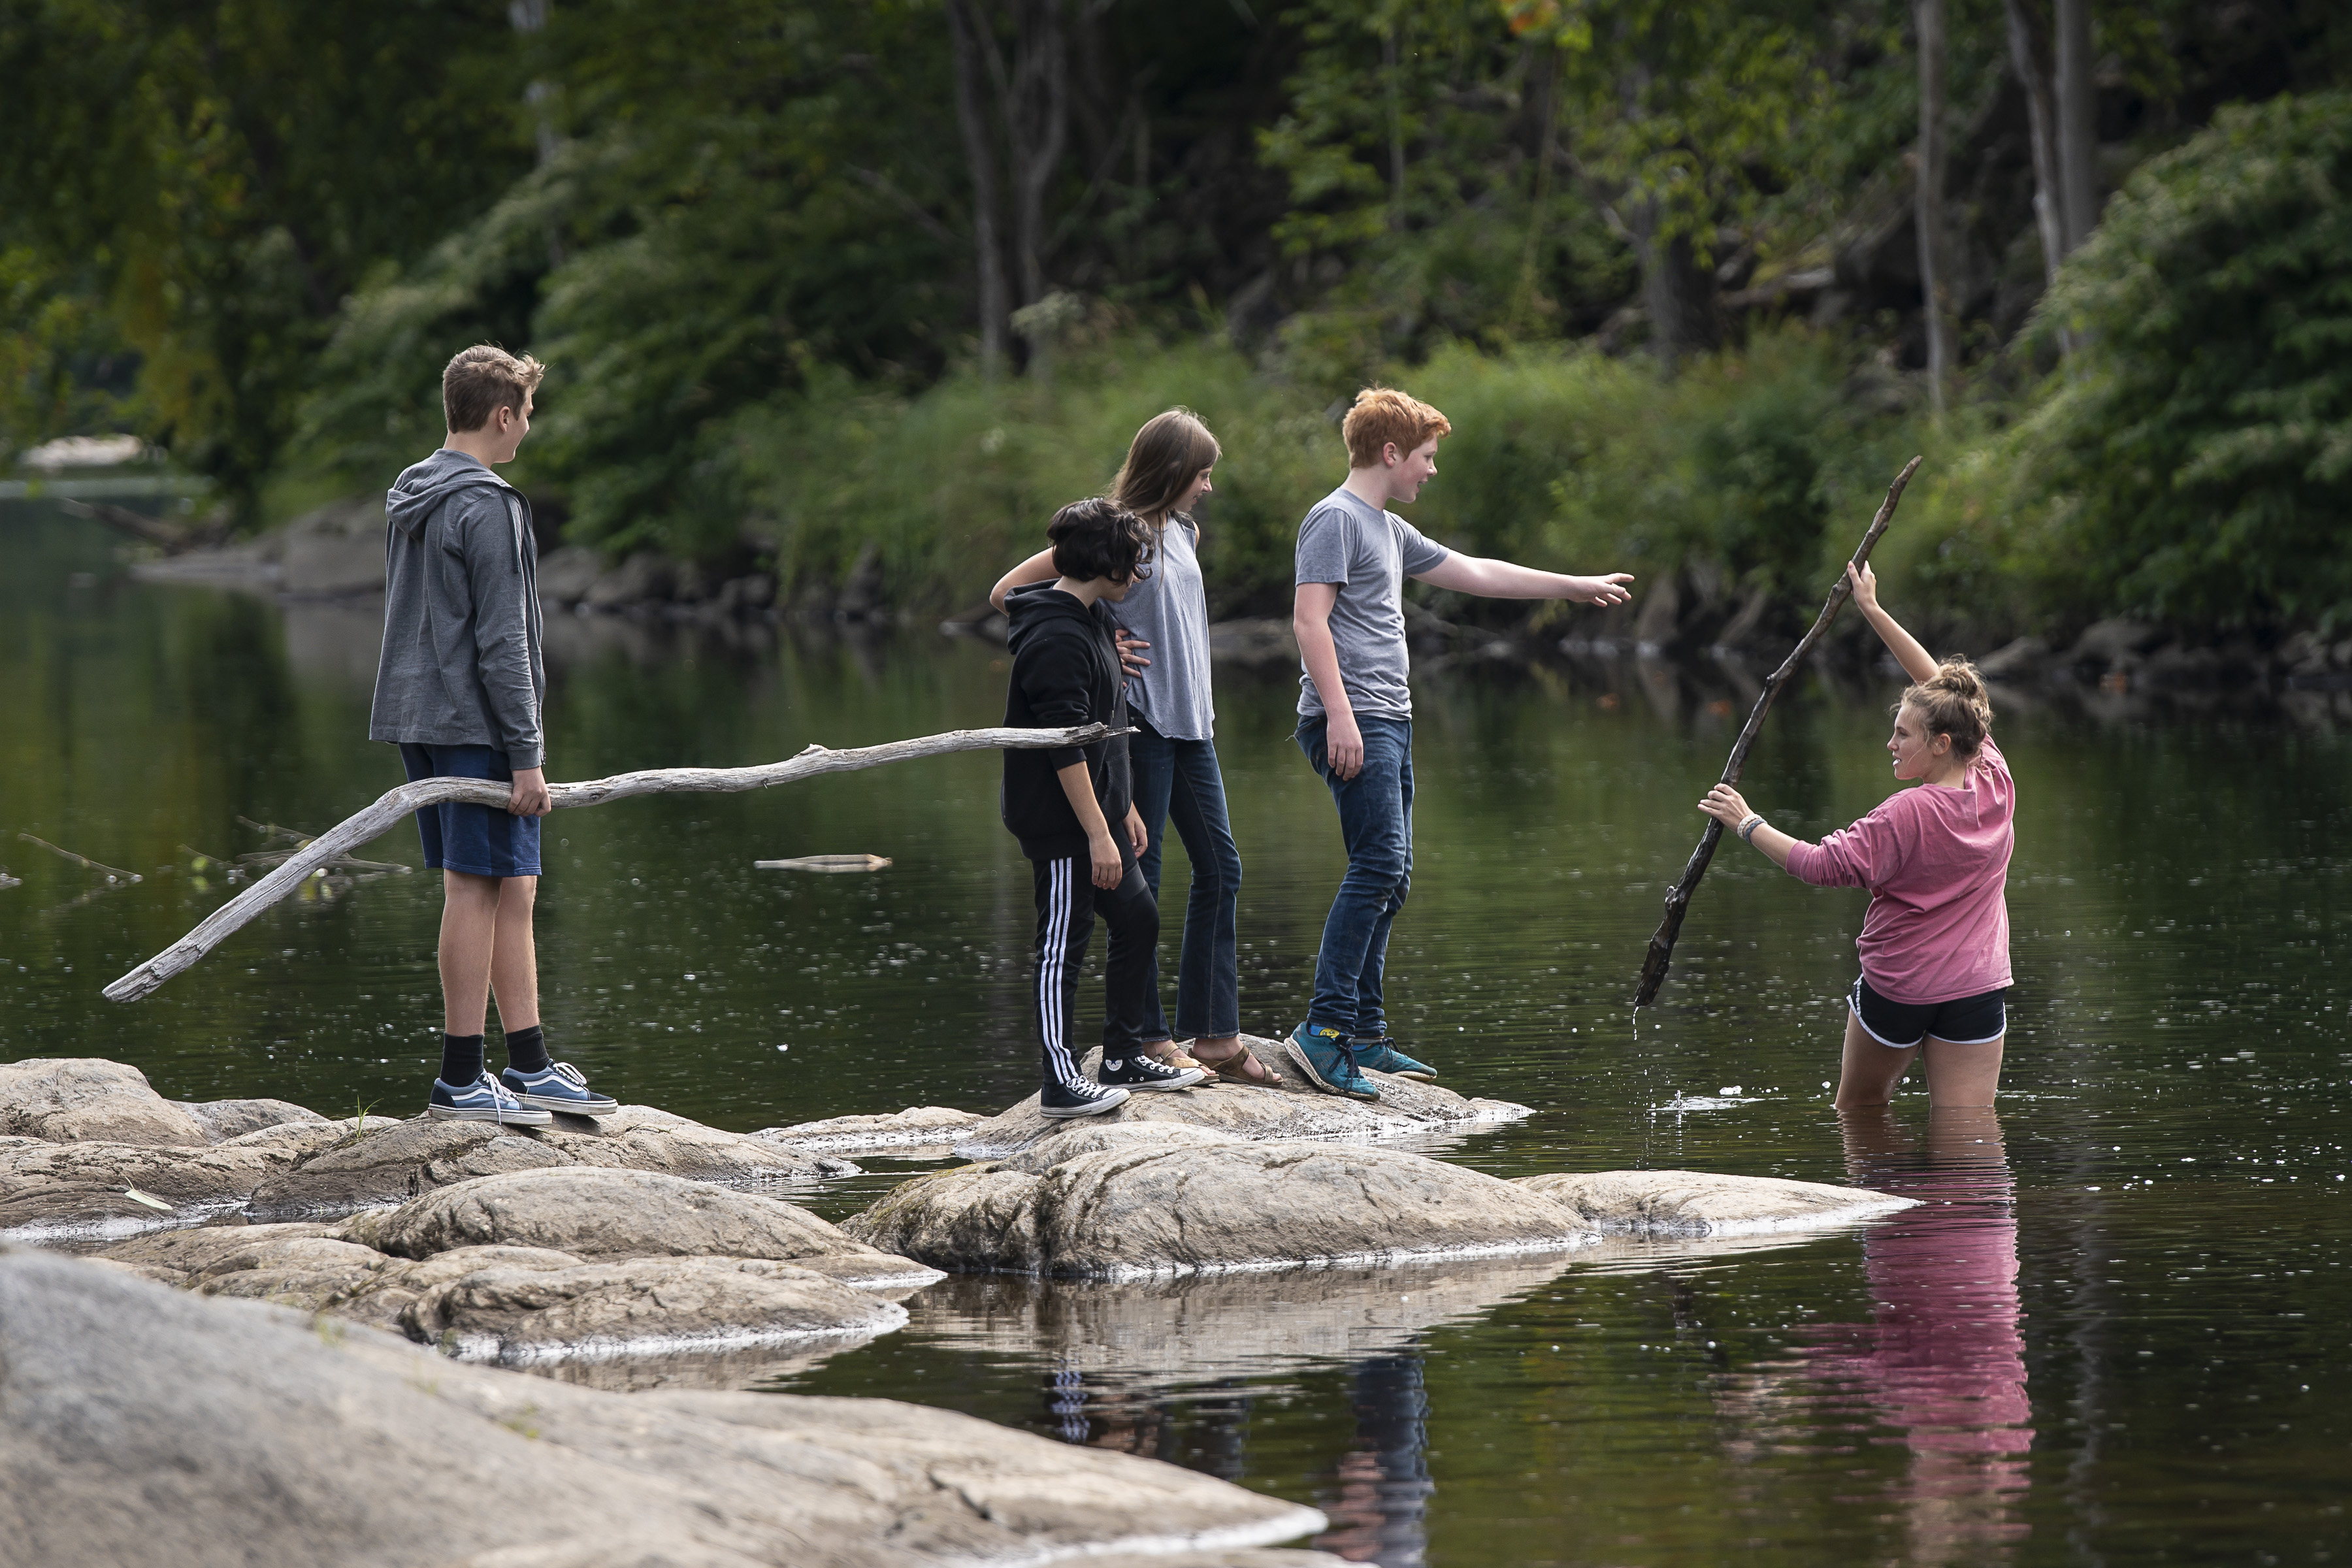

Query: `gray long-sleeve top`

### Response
(368, 448, 547, 770)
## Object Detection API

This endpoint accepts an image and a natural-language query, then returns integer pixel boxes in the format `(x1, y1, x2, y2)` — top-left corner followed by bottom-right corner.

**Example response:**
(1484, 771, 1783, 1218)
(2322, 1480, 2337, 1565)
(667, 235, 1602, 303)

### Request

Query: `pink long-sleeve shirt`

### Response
(1784, 737, 2014, 1004)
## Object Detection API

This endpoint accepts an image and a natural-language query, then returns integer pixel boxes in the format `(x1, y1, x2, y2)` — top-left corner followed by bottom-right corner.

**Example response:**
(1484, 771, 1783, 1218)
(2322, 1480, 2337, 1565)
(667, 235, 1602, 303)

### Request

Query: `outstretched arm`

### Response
(1697, 783, 1795, 870)
(1848, 563, 1937, 684)
(1414, 553, 1633, 604)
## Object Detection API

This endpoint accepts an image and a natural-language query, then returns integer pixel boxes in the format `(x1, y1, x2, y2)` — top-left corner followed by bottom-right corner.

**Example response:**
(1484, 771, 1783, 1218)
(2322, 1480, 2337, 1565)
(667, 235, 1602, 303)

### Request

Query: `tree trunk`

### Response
(1007, 0, 1068, 311)
(2002, 0, 2067, 282)
(2053, 0, 2099, 251)
(1914, 0, 1958, 415)
(945, 0, 1011, 378)
(1630, 198, 1720, 373)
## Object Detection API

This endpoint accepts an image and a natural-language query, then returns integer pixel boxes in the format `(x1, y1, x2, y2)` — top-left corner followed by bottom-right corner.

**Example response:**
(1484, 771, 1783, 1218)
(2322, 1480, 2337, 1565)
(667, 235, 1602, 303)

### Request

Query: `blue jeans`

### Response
(1295, 714, 1413, 1037)
(1122, 715, 1243, 1040)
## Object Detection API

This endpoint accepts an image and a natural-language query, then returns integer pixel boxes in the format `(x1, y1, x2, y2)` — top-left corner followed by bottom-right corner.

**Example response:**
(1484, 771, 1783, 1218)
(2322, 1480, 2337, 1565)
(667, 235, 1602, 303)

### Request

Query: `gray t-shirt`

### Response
(1293, 485, 1449, 719)
(1111, 516, 1215, 741)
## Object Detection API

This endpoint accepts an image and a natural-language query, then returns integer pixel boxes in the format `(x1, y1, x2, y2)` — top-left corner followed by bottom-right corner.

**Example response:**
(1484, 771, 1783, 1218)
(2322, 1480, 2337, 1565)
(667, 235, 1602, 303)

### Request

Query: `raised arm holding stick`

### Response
(1633, 455, 1923, 1009)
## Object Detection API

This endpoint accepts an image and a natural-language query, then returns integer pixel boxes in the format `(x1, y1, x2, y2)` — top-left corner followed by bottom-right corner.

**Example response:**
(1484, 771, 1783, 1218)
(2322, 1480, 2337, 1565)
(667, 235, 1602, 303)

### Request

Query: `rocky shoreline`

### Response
(113, 497, 2352, 722)
(5, 1048, 1925, 1563)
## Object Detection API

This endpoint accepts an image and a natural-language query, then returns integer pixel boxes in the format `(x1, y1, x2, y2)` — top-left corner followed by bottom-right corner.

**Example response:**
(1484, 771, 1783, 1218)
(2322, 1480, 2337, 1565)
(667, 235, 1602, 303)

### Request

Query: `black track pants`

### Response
(1032, 855, 1159, 1091)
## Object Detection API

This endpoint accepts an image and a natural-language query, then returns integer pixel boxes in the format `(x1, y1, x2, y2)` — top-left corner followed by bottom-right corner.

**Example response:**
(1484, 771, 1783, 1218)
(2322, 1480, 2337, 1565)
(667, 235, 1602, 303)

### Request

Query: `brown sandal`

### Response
(1145, 1043, 1221, 1086)
(1190, 1041, 1282, 1087)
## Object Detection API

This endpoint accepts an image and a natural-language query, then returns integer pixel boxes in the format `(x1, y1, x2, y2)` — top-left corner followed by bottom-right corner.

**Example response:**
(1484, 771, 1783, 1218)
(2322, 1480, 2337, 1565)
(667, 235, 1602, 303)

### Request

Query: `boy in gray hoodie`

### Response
(371, 345, 616, 1124)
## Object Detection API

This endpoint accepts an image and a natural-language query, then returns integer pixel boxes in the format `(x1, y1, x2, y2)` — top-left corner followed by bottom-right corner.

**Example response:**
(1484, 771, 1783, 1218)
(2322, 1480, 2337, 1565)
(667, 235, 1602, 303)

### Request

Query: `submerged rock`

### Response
(0, 1058, 210, 1146)
(846, 1124, 1598, 1277)
(953, 1038, 1529, 1160)
(0, 1249, 1328, 1567)
(338, 1167, 940, 1288)
(1513, 1169, 1917, 1237)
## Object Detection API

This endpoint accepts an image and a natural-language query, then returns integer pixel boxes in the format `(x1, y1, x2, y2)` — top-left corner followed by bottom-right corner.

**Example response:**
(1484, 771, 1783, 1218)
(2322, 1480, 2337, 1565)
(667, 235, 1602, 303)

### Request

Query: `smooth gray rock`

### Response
(0, 1057, 210, 1146)
(953, 1037, 1530, 1160)
(172, 1097, 331, 1143)
(1512, 1169, 1917, 1237)
(338, 1168, 940, 1288)
(0, 1250, 1324, 1567)
(0, 1139, 300, 1243)
(538, 1105, 849, 1184)
(536, 544, 606, 604)
(846, 1127, 1598, 1277)
(398, 1256, 909, 1367)
(247, 1119, 576, 1218)
(753, 1105, 982, 1154)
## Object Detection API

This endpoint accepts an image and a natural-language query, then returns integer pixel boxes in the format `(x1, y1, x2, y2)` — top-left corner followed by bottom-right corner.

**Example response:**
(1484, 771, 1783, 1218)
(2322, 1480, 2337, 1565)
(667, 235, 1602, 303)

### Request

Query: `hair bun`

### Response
(1899, 657, 1993, 756)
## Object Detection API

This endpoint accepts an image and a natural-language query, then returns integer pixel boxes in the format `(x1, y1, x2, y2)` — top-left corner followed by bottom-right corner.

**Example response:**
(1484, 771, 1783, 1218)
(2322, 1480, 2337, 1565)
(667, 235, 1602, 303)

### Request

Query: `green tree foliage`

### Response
(0, 0, 532, 512)
(2010, 90, 2352, 629)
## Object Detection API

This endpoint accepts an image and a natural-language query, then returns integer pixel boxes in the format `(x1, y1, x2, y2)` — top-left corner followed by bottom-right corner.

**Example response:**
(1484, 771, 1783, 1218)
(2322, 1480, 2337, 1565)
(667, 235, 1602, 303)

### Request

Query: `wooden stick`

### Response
(104, 723, 1120, 1002)
(1633, 457, 1923, 1008)
(18, 833, 142, 883)
(753, 854, 894, 873)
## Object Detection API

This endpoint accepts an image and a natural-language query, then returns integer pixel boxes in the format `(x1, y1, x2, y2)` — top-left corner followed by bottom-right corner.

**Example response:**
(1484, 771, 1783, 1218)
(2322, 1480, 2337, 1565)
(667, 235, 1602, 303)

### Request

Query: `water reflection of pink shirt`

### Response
(1783, 737, 2014, 1004)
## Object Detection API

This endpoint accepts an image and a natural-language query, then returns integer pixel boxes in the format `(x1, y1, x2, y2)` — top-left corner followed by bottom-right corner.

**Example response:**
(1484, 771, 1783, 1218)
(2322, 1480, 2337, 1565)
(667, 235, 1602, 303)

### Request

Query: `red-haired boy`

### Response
(1286, 387, 1633, 1100)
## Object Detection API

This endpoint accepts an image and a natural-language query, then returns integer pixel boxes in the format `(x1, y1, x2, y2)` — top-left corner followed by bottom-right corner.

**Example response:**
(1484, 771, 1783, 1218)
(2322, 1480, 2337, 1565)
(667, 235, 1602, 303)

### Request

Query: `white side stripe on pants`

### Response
(1039, 856, 1082, 1090)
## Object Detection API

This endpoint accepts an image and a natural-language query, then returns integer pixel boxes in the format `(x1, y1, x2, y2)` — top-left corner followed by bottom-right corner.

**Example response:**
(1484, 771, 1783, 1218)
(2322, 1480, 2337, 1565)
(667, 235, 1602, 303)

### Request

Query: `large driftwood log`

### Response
(105, 724, 1118, 1002)
(1633, 457, 1923, 1008)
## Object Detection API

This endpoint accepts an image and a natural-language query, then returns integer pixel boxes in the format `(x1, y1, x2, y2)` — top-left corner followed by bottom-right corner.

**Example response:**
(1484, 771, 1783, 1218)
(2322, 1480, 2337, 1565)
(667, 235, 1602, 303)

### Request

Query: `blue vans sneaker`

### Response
(1284, 1022, 1379, 1102)
(428, 1071, 553, 1126)
(501, 1061, 619, 1116)
(1349, 1036, 1437, 1082)
(1040, 1078, 1131, 1119)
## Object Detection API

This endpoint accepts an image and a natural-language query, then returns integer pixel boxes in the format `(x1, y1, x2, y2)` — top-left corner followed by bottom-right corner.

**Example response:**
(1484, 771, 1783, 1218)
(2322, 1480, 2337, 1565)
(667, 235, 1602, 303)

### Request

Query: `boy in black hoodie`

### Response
(1003, 499, 1209, 1117)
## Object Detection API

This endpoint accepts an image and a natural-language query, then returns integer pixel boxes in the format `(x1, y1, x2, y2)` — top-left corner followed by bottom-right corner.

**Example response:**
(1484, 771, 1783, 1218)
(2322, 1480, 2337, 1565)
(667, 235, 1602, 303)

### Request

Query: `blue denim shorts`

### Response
(398, 743, 542, 879)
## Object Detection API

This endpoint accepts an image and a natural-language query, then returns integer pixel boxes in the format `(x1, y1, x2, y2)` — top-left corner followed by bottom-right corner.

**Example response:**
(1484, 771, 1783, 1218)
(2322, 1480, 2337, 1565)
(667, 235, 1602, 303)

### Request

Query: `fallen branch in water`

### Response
(754, 854, 894, 873)
(18, 833, 142, 883)
(1633, 456, 1923, 1009)
(105, 723, 1120, 1002)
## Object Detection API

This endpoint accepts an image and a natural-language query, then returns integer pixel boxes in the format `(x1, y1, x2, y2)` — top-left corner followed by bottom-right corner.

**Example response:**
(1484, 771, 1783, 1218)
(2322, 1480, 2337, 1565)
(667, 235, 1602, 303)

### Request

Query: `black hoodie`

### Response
(1001, 581, 1132, 862)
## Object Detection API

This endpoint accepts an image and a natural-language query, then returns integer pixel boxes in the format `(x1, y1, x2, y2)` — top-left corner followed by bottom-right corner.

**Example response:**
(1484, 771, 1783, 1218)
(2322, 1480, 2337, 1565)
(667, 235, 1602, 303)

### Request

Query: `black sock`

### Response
(504, 1024, 549, 1075)
(440, 1032, 485, 1086)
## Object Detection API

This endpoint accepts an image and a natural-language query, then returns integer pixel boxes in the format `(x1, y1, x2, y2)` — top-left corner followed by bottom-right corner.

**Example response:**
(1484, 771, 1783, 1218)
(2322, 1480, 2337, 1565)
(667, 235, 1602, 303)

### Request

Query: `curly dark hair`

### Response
(1046, 497, 1154, 585)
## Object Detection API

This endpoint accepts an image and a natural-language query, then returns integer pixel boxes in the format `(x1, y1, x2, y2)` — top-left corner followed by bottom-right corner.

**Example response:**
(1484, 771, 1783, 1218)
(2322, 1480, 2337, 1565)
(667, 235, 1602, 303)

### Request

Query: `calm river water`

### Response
(5, 498, 2349, 1565)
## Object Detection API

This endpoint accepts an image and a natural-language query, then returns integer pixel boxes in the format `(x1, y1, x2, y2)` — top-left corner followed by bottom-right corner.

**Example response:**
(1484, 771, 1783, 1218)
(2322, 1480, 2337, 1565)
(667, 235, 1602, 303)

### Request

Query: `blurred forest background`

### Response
(3, 0, 2348, 647)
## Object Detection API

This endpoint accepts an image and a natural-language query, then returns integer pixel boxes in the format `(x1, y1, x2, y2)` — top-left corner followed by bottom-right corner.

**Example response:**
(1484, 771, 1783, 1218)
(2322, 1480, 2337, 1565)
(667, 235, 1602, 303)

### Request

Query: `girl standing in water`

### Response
(990, 410, 1279, 1085)
(1698, 564, 2015, 1108)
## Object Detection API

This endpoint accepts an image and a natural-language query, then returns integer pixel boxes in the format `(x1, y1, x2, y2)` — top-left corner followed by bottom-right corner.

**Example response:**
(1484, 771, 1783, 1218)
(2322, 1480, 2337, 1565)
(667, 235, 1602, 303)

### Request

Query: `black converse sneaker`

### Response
(1100, 1053, 1208, 1092)
(1040, 1078, 1131, 1119)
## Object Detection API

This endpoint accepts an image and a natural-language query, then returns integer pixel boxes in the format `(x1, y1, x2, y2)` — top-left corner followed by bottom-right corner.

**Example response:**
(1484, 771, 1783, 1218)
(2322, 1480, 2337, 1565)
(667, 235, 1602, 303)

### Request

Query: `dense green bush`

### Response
(719, 324, 1934, 622)
(2006, 90, 2352, 631)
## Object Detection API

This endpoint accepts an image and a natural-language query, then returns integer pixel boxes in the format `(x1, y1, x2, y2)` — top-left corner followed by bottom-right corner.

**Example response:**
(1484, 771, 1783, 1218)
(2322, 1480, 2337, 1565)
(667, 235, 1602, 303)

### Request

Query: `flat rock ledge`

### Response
(0, 1056, 852, 1241)
(845, 1122, 1601, 1278)
(1514, 1169, 1918, 1238)
(99, 1168, 941, 1372)
(952, 1037, 1531, 1160)
(753, 1104, 983, 1154)
(1, 1249, 1331, 1568)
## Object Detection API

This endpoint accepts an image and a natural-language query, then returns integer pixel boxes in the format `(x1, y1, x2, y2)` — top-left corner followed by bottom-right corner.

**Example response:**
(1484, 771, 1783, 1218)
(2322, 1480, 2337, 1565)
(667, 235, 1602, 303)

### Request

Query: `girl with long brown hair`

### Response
(989, 409, 1276, 1084)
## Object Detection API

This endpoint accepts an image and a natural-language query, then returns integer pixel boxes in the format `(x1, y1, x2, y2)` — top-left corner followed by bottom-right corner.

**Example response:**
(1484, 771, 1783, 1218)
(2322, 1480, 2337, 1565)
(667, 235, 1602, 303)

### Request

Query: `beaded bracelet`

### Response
(1738, 813, 1765, 843)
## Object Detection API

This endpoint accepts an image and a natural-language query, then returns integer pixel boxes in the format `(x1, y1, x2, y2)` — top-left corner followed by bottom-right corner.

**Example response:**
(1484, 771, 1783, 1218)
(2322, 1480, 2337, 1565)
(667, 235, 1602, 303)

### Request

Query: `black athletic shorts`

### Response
(1848, 973, 2008, 1049)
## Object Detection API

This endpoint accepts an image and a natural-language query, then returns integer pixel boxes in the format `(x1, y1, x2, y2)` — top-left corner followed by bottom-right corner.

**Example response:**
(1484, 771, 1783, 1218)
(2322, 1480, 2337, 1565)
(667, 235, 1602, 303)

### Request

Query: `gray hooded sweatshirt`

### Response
(368, 448, 546, 770)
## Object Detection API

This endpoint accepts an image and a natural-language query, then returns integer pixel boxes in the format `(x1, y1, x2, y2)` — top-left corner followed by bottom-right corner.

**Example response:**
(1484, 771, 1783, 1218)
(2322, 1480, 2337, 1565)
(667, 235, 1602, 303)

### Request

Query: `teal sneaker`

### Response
(1284, 1022, 1379, 1102)
(1350, 1036, 1436, 1082)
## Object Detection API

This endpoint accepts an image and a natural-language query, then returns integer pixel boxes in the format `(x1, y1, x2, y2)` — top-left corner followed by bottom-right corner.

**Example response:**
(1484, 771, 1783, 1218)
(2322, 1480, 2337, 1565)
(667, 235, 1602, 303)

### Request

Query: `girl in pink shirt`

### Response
(1699, 564, 2014, 1109)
